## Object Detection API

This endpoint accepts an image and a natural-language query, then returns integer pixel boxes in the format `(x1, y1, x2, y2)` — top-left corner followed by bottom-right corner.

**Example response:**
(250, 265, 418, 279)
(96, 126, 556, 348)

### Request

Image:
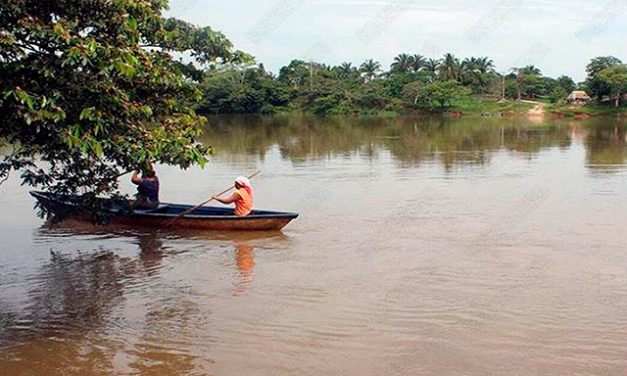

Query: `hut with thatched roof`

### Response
(566, 90, 592, 105)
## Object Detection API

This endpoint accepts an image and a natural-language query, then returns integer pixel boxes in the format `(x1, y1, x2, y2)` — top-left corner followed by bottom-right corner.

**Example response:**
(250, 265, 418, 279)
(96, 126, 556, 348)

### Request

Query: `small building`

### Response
(566, 90, 592, 105)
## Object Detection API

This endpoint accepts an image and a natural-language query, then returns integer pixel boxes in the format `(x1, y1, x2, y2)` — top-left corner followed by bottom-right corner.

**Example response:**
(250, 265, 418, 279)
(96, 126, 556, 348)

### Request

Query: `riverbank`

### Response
(212, 97, 626, 119)
(546, 103, 627, 118)
(268, 97, 538, 118)
(419, 97, 627, 118)
(409, 99, 627, 119)
(445, 96, 536, 116)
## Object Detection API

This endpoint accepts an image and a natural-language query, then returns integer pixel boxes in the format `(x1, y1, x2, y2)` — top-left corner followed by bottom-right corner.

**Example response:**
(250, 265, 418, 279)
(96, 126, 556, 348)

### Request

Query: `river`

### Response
(1, 115, 627, 375)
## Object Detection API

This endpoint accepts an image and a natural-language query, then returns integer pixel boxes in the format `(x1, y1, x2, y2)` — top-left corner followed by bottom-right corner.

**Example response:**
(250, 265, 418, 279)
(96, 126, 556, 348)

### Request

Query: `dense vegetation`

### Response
(0, 0, 249, 195)
(198, 54, 627, 116)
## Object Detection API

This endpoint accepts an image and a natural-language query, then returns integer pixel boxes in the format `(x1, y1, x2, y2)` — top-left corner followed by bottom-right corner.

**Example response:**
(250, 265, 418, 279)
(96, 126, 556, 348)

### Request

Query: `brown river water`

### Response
(1, 115, 627, 375)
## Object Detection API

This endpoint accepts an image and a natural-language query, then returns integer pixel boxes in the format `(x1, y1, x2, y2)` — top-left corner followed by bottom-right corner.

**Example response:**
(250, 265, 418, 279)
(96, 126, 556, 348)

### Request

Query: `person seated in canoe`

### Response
(130, 166, 159, 210)
(212, 176, 253, 216)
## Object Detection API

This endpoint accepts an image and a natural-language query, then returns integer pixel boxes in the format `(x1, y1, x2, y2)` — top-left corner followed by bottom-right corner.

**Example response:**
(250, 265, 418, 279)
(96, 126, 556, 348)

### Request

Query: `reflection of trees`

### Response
(0, 229, 197, 375)
(137, 232, 164, 274)
(202, 114, 382, 163)
(584, 123, 627, 172)
(0, 225, 288, 374)
(201, 115, 577, 170)
(0, 249, 128, 373)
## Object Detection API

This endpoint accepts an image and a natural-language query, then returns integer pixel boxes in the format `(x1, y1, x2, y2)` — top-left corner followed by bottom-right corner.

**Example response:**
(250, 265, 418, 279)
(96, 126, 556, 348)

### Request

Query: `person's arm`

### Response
(213, 191, 241, 205)
(131, 170, 142, 185)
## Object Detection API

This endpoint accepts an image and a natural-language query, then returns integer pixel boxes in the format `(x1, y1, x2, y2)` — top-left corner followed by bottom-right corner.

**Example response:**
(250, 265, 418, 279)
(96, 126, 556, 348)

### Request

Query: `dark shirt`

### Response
(137, 177, 159, 202)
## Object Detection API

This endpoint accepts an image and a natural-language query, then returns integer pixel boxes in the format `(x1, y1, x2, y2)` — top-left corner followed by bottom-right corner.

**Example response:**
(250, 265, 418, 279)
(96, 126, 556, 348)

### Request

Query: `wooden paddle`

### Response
(165, 170, 261, 226)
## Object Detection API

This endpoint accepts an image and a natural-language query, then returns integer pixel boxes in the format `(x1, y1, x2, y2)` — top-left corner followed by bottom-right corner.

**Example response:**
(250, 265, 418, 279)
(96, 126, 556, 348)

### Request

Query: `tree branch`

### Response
(0, 145, 23, 188)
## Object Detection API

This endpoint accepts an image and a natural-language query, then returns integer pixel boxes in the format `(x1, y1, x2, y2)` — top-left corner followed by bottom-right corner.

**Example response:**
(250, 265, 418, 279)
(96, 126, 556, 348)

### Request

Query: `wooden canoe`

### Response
(30, 191, 298, 231)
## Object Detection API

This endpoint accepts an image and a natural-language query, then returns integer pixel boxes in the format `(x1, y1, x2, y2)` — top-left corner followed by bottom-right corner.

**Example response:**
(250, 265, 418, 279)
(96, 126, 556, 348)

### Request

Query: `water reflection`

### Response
(136, 232, 165, 274)
(203, 115, 627, 171)
(584, 123, 627, 171)
(0, 223, 287, 374)
(233, 243, 255, 295)
(0, 246, 127, 374)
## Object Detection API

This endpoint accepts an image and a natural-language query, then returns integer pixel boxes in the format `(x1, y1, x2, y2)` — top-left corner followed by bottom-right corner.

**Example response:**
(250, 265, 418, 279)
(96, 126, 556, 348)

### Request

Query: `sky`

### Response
(166, 0, 626, 82)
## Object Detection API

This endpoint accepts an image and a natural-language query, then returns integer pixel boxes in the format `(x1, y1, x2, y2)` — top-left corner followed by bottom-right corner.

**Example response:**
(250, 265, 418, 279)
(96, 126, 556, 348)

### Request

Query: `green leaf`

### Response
(140, 105, 153, 117)
(53, 22, 66, 37)
(80, 107, 95, 120)
(115, 62, 136, 78)
(124, 52, 139, 67)
(91, 141, 104, 158)
(127, 17, 138, 32)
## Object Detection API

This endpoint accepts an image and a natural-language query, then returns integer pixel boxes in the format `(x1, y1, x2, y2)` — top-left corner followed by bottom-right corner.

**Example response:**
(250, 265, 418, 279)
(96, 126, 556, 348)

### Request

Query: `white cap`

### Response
(235, 176, 250, 187)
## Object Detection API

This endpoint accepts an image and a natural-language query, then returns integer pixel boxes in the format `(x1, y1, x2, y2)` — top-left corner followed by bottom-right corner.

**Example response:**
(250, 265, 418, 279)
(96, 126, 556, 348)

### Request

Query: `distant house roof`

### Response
(567, 90, 591, 101)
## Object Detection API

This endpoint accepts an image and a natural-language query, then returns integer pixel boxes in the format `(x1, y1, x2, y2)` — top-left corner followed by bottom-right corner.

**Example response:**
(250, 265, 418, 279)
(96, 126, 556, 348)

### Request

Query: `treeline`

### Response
(196, 54, 627, 115)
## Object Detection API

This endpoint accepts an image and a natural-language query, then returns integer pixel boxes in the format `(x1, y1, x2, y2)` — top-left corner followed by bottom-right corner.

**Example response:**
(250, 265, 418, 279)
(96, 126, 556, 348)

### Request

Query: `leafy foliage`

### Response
(0, 0, 248, 195)
(415, 81, 469, 110)
(584, 56, 623, 100)
(597, 65, 627, 107)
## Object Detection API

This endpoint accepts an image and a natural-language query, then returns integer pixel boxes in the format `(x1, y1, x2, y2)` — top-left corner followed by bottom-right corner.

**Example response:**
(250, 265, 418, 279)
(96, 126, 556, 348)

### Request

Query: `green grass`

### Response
(546, 103, 627, 117)
(448, 96, 535, 115)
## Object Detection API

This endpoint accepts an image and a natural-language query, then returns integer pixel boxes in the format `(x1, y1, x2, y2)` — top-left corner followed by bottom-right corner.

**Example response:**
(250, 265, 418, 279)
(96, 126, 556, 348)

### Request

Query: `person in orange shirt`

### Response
(212, 176, 254, 216)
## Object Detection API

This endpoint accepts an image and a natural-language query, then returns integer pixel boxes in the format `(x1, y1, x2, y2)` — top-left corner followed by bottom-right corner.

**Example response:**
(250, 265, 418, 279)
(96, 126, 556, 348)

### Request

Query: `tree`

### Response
(401, 81, 423, 106)
(475, 57, 495, 74)
(335, 62, 359, 81)
(586, 56, 623, 76)
(511, 66, 543, 99)
(460, 57, 494, 93)
(417, 80, 468, 110)
(517, 65, 542, 76)
(384, 72, 431, 98)
(198, 66, 288, 114)
(597, 65, 627, 107)
(424, 58, 441, 77)
(410, 54, 426, 72)
(354, 81, 388, 111)
(585, 56, 623, 101)
(360, 59, 381, 82)
(550, 86, 569, 104)
(390, 53, 412, 74)
(278, 59, 310, 89)
(0, 0, 249, 195)
(439, 53, 461, 81)
(555, 75, 576, 93)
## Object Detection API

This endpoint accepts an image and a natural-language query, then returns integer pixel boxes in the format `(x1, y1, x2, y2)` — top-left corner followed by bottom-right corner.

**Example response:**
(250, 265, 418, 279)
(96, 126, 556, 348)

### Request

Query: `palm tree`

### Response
(438, 53, 461, 81)
(410, 54, 426, 72)
(460, 57, 494, 92)
(336, 62, 357, 80)
(517, 65, 541, 76)
(475, 57, 495, 74)
(390, 53, 412, 74)
(360, 59, 381, 82)
(424, 58, 441, 76)
(460, 58, 477, 85)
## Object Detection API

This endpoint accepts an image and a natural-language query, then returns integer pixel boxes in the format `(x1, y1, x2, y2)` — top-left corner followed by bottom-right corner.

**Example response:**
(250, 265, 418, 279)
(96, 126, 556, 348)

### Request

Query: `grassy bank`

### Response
(546, 103, 627, 117)
(398, 96, 536, 116)
(447, 96, 535, 115)
(270, 97, 536, 117)
(264, 96, 626, 118)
